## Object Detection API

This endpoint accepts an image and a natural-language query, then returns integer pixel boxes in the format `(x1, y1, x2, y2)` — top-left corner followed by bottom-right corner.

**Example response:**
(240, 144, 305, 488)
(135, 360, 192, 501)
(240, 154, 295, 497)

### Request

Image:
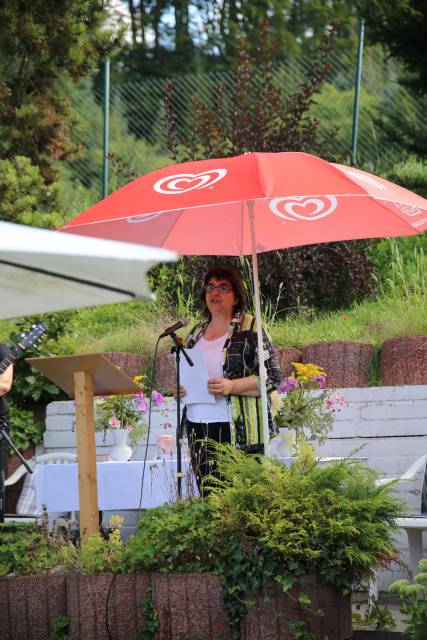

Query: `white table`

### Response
(35, 458, 196, 513)
(35, 454, 366, 514)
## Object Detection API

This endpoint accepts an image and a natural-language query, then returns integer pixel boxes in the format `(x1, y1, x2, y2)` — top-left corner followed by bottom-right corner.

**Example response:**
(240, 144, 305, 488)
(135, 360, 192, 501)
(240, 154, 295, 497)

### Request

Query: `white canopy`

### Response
(0, 221, 177, 319)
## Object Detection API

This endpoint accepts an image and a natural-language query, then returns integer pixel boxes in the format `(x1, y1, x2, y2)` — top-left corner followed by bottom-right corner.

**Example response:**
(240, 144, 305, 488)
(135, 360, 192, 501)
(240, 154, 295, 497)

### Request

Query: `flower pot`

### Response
(380, 336, 427, 386)
(67, 573, 152, 639)
(109, 429, 133, 461)
(353, 632, 410, 640)
(276, 346, 302, 378)
(66, 572, 351, 640)
(275, 428, 297, 457)
(65, 572, 229, 640)
(0, 573, 67, 640)
(242, 578, 352, 640)
(302, 341, 373, 388)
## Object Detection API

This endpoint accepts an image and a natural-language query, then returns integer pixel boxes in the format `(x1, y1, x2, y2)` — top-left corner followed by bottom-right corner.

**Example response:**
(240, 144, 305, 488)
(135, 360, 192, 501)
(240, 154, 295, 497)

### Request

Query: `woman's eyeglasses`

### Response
(204, 284, 232, 293)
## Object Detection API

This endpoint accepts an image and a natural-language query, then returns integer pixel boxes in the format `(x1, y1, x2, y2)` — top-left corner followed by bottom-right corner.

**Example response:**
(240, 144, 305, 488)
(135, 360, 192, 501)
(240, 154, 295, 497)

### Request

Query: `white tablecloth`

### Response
(35, 458, 196, 513)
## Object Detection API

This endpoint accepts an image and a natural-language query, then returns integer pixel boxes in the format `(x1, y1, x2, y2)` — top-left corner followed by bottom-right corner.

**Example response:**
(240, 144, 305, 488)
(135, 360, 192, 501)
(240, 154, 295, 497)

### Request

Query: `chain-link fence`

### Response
(62, 47, 424, 207)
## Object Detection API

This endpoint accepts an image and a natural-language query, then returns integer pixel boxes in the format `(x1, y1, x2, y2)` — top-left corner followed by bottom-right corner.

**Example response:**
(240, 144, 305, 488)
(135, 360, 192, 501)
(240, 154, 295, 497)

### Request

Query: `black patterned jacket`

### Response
(182, 312, 281, 452)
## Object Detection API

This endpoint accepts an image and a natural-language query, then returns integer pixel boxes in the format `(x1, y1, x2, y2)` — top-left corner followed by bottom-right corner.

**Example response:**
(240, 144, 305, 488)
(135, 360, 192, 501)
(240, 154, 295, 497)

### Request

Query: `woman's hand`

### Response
(208, 378, 234, 396)
(208, 376, 260, 397)
(172, 385, 187, 400)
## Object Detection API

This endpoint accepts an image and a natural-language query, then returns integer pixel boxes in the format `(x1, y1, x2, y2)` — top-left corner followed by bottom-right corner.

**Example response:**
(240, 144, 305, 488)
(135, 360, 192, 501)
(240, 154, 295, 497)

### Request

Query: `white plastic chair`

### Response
(375, 453, 427, 486)
(5, 452, 78, 529)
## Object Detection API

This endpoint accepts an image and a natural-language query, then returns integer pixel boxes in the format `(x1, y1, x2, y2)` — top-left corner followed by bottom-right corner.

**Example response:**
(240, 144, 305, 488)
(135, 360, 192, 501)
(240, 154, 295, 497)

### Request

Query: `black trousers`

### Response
(186, 420, 231, 496)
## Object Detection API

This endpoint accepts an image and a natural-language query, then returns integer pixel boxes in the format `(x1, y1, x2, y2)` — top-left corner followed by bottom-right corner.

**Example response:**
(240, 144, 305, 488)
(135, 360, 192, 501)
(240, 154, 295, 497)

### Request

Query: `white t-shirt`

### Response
(186, 333, 230, 423)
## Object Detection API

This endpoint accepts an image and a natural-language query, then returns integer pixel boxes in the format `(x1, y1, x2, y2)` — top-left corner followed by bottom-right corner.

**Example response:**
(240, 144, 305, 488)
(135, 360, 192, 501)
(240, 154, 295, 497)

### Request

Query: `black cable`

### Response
(105, 572, 118, 640)
(104, 338, 166, 638)
(136, 336, 162, 520)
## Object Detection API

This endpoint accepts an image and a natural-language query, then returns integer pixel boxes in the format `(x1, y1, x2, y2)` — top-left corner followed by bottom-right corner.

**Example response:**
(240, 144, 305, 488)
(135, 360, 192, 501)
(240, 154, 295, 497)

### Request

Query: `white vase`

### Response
(109, 428, 133, 462)
(275, 428, 297, 457)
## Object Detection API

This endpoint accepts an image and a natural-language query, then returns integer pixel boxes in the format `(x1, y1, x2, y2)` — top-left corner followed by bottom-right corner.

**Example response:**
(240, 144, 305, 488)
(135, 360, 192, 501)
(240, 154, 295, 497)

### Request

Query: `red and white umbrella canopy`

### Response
(61, 152, 427, 252)
(60, 151, 427, 453)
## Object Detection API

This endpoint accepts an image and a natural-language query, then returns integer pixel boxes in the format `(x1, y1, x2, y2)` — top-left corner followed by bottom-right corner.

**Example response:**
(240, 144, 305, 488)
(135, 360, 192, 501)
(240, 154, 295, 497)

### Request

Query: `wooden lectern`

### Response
(26, 353, 141, 541)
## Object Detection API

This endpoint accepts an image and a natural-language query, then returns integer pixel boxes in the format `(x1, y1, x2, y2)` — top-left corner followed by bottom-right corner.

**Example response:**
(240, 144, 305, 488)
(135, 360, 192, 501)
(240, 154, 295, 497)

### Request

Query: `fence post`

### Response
(102, 58, 110, 199)
(351, 17, 365, 166)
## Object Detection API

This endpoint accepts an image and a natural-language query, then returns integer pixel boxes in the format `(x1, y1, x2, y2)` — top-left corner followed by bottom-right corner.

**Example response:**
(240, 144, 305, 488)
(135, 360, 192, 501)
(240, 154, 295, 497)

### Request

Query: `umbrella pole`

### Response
(248, 200, 270, 457)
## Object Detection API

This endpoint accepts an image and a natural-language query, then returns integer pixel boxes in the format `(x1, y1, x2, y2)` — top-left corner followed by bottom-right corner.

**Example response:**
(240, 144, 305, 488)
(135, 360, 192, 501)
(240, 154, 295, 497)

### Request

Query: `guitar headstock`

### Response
(18, 323, 46, 351)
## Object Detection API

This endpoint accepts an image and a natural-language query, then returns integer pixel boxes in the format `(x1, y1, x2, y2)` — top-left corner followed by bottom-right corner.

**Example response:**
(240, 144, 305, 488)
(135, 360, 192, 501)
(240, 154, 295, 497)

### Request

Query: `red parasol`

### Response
(61, 151, 427, 451)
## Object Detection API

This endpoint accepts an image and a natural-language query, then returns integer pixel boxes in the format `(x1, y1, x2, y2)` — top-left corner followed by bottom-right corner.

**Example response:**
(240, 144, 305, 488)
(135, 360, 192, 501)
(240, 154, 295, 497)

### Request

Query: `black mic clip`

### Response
(170, 332, 193, 367)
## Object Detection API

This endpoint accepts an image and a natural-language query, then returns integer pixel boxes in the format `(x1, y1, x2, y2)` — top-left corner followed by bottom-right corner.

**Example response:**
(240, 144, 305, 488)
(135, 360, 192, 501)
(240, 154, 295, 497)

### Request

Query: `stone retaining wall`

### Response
(0, 572, 352, 640)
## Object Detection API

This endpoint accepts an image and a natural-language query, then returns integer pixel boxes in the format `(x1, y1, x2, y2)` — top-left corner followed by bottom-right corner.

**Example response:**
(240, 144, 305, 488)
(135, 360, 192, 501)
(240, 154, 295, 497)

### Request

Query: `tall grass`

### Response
(1, 241, 424, 359)
(270, 243, 426, 348)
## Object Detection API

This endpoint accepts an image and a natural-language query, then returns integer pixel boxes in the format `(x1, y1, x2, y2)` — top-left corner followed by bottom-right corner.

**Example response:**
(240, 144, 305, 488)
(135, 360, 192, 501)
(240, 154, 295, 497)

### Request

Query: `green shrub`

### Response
(9, 402, 44, 451)
(122, 446, 403, 632)
(0, 521, 61, 576)
(126, 498, 221, 573)
(390, 558, 427, 640)
(385, 156, 427, 199)
(149, 243, 376, 321)
(0, 156, 65, 229)
(208, 445, 403, 593)
(48, 615, 71, 640)
(126, 446, 402, 595)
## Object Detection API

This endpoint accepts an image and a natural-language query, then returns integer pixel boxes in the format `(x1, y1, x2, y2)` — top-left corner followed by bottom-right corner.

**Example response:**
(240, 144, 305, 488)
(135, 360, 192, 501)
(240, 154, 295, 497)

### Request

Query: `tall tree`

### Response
(357, 0, 427, 92)
(113, 0, 360, 79)
(202, 0, 359, 66)
(0, 0, 120, 180)
(158, 29, 376, 314)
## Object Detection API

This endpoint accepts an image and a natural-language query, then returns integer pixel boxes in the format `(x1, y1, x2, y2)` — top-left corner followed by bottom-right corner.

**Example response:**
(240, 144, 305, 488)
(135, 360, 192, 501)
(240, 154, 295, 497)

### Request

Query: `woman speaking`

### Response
(178, 264, 281, 494)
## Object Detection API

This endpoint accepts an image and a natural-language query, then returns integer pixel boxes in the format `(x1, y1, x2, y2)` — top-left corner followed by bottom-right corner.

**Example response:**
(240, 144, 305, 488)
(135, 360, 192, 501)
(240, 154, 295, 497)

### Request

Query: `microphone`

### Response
(159, 318, 188, 338)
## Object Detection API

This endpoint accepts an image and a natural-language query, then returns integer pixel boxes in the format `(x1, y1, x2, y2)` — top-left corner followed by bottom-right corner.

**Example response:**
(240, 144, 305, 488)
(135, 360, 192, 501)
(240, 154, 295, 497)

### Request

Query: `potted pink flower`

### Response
(95, 377, 165, 458)
(271, 362, 345, 455)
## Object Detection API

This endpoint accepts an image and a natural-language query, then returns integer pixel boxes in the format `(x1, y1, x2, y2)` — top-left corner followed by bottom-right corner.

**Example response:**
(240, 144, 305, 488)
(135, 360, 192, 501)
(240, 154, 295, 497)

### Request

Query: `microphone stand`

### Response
(0, 418, 33, 525)
(168, 332, 193, 499)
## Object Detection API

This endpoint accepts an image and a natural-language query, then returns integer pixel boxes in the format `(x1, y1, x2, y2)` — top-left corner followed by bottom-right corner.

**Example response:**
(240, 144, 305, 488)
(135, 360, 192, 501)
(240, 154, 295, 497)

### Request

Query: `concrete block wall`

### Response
(316, 384, 427, 590)
(40, 385, 427, 587)
(42, 397, 184, 461)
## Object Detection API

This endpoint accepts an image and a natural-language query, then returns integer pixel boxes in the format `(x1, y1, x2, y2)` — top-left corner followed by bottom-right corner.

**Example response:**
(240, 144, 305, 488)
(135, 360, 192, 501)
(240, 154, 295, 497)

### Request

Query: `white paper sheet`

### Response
(178, 349, 215, 404)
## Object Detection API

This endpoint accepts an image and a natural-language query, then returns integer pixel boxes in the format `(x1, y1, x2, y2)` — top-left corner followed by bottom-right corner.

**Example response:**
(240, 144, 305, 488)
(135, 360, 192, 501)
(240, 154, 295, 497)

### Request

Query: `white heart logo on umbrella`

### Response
(269, 196, 337, 221)
(153, 169, 227, 194)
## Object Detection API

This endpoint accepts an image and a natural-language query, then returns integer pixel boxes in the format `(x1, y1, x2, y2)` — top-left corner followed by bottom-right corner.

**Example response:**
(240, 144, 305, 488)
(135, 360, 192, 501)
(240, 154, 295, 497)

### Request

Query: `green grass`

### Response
(66, 301, 178, 355)
(60, 280, 426, 358)
(269, 290, 427, 348)
(1, 244, 425, 360)
(271, 242, 427, 348)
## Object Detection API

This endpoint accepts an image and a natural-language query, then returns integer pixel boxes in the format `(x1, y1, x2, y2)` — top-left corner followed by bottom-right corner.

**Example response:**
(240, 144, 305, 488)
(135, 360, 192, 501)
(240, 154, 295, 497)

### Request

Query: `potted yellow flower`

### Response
(271, 362, 345, 455)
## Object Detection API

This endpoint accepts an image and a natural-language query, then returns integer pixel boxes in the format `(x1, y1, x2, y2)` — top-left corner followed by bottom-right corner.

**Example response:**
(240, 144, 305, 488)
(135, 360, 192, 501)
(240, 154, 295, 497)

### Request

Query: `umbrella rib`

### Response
(0, 259, 135, 298)
(146, 208, 187, 251)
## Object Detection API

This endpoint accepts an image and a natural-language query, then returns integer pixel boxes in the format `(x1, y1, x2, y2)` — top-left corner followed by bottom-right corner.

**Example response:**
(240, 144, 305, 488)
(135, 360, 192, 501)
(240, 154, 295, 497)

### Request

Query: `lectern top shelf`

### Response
(26, 353, 142, 398)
